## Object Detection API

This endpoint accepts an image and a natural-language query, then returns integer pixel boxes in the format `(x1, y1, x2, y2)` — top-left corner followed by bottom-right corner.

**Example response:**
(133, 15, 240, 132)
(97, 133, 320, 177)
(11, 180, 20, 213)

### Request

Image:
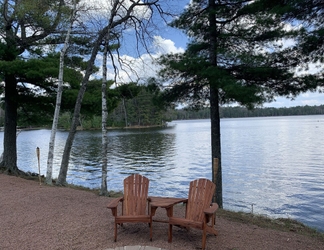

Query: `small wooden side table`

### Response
(148, 196, 187, 223)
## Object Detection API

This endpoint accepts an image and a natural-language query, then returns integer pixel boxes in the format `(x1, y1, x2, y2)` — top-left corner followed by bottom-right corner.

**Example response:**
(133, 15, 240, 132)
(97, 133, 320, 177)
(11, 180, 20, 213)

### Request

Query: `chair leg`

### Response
(150, 219, 153, 241)
(168, 224, 173, 243)
(202, 230, 207, 250)
(202, 220, 207, 250)
(114, 222, 117, 242)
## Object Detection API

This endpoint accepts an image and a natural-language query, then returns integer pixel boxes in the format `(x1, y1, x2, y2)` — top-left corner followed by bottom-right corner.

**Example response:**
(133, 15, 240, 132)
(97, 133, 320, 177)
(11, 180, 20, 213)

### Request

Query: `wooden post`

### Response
(36, 147, 41, 185)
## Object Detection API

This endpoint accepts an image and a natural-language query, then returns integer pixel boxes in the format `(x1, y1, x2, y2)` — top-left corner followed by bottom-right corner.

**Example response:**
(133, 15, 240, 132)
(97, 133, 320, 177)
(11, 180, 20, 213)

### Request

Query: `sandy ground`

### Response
(0, 173, 323, 250)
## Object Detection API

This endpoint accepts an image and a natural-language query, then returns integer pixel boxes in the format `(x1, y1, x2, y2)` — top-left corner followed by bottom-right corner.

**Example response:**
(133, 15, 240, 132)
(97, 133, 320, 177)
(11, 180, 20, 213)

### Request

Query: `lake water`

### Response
(1, 115, 323, 232)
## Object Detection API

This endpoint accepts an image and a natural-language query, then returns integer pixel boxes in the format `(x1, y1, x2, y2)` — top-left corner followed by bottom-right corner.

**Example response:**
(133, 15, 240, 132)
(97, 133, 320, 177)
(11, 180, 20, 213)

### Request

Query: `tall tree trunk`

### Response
(208, 0, 223, 207)
(1, 14, 20, 174)
(1, 75, 18, 174)
(56, 29, 109, 185)
(100, 38, 109, 196)
(210, 87, 222, 207)
(46, 0, 76, 185)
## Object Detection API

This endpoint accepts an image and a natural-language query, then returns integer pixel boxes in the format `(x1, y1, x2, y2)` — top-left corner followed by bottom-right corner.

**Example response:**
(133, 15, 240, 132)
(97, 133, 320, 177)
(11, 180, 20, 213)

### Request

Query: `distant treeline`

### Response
(169, 105, 324, 120)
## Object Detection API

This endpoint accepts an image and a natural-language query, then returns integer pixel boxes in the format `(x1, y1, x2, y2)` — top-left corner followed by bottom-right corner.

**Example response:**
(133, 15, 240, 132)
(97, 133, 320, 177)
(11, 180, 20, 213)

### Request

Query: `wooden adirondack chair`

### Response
(107, 174, 152, 242)
(167, 178, 218, 250)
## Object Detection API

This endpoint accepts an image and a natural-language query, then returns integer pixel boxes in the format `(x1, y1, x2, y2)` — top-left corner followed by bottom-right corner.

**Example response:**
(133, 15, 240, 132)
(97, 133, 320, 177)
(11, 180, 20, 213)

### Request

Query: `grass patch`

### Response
(217, 209, 324, 241)
(0, 170, 123, 197)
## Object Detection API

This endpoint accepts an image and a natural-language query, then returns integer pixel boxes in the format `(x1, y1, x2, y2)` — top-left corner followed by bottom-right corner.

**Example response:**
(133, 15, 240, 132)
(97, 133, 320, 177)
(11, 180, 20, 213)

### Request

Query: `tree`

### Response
(126, 84, 167, 126)
(46, 0, 78, 185)
(106, 81, 169, 127)
(0, 0, 72, 174)
(56, 0, 175, 185)
(157, 0, 322, 207)
(100, 37, 109, 195)
(117, 82, 141, 127)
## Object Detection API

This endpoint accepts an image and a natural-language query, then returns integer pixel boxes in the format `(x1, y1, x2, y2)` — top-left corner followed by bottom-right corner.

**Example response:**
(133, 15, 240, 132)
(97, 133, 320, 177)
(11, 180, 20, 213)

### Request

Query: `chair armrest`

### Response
(204, 203, 219, 215)
(107, 197, 123, 217)
(163, 198, 188, 218)
(182, 199, 188, 205)
(107, 197, 123, 209)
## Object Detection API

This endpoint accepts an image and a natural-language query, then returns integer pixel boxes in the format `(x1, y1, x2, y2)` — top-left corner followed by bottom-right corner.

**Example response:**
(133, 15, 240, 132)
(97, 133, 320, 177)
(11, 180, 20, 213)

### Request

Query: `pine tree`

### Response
(157, 0, 321, 207)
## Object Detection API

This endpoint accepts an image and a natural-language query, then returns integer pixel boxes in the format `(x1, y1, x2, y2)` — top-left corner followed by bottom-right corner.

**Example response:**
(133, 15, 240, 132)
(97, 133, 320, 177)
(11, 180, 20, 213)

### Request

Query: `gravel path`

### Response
(1, 174, 323, 250)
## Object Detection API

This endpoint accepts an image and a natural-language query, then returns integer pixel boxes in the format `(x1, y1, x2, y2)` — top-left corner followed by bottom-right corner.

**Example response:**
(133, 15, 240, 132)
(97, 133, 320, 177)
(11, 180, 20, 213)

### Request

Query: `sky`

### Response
(86, 0, 324, 109)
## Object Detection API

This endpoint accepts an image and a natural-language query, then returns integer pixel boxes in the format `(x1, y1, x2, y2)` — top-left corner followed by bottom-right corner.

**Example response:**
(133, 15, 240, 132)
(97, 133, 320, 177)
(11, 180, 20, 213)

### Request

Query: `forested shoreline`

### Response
(169, 105, 324, 120)
(2, 103, 323, 131)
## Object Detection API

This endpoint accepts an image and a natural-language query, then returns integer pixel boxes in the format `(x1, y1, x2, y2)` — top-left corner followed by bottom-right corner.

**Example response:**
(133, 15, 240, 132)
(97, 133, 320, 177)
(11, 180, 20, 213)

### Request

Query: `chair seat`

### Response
(116, 215, 151, 224)
(169, 217, 203, 230)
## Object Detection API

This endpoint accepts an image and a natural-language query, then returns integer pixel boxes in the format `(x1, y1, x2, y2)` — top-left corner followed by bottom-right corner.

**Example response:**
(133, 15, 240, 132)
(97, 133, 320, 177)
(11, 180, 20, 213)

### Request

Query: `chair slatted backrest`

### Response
(186, 178, 216, 222)
(123, 174, 149, 216)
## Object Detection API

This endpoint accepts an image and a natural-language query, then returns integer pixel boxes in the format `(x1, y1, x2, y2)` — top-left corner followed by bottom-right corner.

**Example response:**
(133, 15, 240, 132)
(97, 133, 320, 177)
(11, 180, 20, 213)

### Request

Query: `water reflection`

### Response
(0, 116, 324, 232)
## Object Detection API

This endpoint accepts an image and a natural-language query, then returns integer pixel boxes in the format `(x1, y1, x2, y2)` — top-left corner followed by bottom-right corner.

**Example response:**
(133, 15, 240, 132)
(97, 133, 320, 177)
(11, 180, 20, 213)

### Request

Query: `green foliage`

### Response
(117, 82, 141, 99)
(58, 112, 72, 130)
(267, 1, 324, 71)
(0, 0, 91, 130)
(158, 0, 323, 110)
(81, 116, 102, 130)
(0, 57, 57, 126)
(0, 77, 170, 129)
(107, 83, 170, 127)
(0, 52, 91, 127)
(79, 79, 120, 119)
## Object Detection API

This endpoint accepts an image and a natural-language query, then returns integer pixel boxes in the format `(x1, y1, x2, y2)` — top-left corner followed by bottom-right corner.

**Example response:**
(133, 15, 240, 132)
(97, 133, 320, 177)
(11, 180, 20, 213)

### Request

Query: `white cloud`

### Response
(93, 36, 184, 84)
(153, 36, 185, 55)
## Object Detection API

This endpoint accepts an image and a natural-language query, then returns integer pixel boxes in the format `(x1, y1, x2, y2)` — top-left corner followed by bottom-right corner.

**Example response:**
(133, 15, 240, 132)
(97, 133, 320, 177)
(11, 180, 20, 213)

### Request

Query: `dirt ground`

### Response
(0, 173, 323, 250)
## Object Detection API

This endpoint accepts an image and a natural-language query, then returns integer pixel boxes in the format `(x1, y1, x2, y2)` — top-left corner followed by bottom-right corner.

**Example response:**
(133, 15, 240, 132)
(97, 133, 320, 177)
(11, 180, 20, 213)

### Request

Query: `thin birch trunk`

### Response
(100, 37, 109, 195)
(45, 0, 77, 185)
